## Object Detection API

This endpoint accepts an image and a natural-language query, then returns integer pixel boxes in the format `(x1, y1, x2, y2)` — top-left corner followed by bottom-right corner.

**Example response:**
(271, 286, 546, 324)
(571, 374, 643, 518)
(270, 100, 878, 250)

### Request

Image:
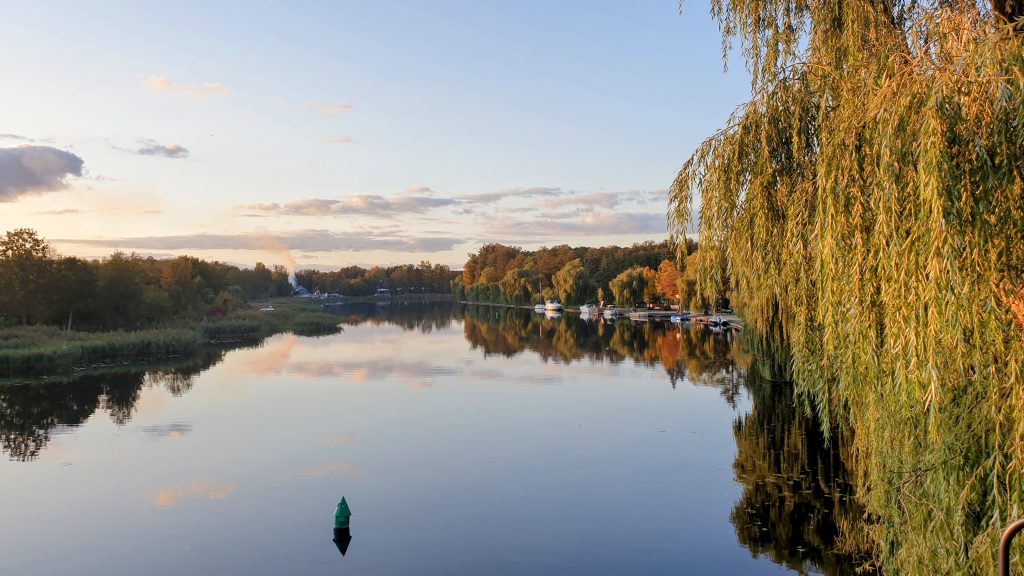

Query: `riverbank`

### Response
(0, 301, 341, 378)
(457, 300, 744, 327)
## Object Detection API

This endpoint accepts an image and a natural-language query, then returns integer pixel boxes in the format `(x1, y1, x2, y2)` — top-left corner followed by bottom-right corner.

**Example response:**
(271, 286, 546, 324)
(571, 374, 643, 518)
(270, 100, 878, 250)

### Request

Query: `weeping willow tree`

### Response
(669, 0, 1024, 573)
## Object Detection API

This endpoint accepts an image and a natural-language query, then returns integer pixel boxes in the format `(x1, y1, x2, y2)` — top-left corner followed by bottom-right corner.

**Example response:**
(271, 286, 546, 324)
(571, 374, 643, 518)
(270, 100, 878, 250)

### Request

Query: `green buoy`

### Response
(332, 497, 353, 556)
(334, 497, 351, 529)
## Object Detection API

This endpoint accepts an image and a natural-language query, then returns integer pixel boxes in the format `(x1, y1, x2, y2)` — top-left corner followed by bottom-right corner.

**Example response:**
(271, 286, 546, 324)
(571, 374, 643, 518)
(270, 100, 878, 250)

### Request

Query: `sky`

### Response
(0, 0, 750, 270)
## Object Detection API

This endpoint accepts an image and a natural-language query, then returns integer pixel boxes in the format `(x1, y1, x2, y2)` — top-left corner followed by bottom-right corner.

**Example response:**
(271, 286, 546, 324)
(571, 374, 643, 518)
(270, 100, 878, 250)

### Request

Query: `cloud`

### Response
(147, 74, 229, 98)
(0, 133, 32, 142)
(486, 211, 667, 238)
(136, 140, 189, 158)
(458, 186, 565, 204)
(539, 191, 624, 210)
(241, 195, 458, 217)
(405, 186, 434, 195)
(538, 189, 669, 210)
(35, 208, 81, 215)
(326, 134, 353, 144)
(0, 145, 84, 201)
(57, 229, 465, 253)
(305, 101, 352, 116)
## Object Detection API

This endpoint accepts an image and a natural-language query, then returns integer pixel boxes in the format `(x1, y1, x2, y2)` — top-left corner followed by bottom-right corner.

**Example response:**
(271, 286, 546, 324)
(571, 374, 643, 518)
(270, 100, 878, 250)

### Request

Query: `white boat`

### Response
(603, 306, 628, 319)
(545, 299, 563, 311)
(578, 302, 597, 314)
(534, 304, 545, 312)
(670, 314, 689, 323)
(258, 305, 275, 312)
(706, 315, 729, 331)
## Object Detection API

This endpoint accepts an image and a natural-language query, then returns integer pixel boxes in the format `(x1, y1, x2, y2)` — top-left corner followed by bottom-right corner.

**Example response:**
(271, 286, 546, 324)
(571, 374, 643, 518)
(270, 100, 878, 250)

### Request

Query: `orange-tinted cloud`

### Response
(153, 482, 236, 508)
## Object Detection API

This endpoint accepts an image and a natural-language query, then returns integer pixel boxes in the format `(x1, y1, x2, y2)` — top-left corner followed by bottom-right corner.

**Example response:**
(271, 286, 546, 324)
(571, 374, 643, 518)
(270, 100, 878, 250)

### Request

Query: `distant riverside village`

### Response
(450, 240, 728, 314)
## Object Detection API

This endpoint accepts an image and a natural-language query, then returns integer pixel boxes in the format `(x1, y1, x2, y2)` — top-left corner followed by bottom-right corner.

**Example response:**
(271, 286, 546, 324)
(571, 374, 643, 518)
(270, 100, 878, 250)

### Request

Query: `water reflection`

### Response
(732, 371, 875, 575)
(0, 302, 872, 575)
(329, 300, 457, 333)
(333, 527, 352, 557)
(460, 305, 744, 404)
(0, 347, 239, 461)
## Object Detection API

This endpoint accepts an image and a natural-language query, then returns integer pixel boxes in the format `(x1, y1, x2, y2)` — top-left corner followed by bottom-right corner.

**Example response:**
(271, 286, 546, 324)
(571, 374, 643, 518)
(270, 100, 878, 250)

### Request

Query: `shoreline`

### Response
(0, 300, 342, 380)
(457, 300, 743, 325)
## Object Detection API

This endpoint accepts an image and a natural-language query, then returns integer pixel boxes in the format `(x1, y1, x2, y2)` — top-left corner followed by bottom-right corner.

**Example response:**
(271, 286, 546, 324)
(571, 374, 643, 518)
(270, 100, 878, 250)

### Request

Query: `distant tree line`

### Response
(452, 240, 717, 309)
(294, 262, 458, 297)
(0, 229, 456, 330)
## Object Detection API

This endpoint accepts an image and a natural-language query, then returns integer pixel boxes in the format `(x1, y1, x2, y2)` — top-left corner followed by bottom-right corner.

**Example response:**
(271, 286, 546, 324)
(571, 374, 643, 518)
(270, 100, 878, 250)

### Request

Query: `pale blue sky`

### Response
(0, 0, 748, 268)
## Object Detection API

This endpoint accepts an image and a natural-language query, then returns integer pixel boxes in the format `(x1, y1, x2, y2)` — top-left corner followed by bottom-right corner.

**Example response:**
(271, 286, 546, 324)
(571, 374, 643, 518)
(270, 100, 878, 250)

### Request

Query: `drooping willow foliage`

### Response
(669, 0, 1024, 573)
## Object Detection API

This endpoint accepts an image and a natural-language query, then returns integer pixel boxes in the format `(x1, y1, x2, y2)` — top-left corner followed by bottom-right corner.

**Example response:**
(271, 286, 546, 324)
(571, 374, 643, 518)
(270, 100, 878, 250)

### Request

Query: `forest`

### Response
(453, 239, 708, 309)
(0, 228, 456, 330)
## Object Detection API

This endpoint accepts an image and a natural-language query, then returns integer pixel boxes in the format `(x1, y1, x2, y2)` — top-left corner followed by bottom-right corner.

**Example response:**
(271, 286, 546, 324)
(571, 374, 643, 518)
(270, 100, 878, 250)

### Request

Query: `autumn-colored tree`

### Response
(0, 229, 54, 324)
(609, 267, 649, 308)
(47, 256, 98, 329)
(667, 0, 1024, 571)
(655, 260, 681, 305)
(552, 258, 596, 305)
(499, 268, 538, 305)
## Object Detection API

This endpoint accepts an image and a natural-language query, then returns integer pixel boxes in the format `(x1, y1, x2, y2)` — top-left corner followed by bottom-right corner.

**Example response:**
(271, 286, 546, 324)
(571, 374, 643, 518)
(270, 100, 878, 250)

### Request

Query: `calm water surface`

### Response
(0, 303, 864, 575)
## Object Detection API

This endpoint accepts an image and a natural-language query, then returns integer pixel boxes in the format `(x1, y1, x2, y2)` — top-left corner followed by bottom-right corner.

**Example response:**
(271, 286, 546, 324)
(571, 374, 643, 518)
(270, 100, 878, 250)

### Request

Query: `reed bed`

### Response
(0, 302, 341, 377)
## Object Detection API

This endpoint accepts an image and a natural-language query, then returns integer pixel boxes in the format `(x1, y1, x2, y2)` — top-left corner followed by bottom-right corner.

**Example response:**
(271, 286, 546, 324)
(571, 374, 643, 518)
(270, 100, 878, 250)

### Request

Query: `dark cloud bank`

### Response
(0, 145, 84, 201)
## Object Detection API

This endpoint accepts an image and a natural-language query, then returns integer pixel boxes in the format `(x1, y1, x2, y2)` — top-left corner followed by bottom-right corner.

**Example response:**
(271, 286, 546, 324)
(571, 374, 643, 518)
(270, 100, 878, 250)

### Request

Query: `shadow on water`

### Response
(1, 301, 874, 574)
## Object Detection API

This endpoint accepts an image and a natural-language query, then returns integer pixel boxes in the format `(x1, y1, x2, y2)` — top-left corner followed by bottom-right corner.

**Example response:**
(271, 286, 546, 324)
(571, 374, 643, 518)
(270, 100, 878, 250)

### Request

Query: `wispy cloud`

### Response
(35, 208, 81, 215)
(240, 195, 458, 217)
(539, 191, 623, 210)
(0, 133, 32, 142)
(305, 101, 352, 116)
(458, 186, 565, 204)
(136, 139, 189, 158)
(57, 229, 465, 253)
(0, 145, 84, 201)
(147, 74, 229, 99)
(538, 189, 668, 210)
(326, 134, 353, 144)
(486, 211, 667, 238)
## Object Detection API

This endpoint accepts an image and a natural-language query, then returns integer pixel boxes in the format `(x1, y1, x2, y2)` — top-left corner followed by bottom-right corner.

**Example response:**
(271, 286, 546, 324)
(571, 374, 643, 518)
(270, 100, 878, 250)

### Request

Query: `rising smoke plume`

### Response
(247, 234, 298, 289)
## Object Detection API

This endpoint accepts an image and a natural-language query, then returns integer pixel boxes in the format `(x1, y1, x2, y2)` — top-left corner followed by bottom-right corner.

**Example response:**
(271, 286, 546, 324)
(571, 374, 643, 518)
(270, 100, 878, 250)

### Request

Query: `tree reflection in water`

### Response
(0, 302, 874, 573)
(460, 305, 875, 573)
(0, 348, 237, 461)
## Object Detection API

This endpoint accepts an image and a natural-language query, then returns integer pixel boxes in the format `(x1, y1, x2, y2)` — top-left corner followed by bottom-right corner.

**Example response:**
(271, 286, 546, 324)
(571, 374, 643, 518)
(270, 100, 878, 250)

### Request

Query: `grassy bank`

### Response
(0, 301, 341, 377)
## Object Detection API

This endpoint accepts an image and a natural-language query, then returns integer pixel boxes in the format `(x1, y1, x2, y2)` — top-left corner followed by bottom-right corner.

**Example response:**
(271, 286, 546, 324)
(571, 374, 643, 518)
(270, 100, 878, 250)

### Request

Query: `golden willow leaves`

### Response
(670, 1, 1024, 573)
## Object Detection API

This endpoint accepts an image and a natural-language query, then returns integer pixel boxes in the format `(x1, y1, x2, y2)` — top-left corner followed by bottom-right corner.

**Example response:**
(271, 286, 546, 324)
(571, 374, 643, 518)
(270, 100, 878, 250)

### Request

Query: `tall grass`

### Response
(0, 302, 341, 377)
(0, 326, 201, 376)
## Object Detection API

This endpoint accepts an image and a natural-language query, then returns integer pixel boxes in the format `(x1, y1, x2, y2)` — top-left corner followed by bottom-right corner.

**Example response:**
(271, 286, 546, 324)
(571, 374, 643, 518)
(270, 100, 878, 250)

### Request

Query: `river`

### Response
(0, 302, 870, 575)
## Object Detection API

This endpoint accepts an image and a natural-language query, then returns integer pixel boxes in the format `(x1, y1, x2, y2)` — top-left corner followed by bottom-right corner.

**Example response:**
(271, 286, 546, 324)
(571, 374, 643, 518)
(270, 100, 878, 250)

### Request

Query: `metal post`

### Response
(1000, 517, 1024, 576)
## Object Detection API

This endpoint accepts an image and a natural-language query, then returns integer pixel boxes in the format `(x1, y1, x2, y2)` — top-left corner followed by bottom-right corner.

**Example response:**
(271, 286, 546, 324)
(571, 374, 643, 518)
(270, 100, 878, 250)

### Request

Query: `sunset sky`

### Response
(1, 0, 748, 269)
